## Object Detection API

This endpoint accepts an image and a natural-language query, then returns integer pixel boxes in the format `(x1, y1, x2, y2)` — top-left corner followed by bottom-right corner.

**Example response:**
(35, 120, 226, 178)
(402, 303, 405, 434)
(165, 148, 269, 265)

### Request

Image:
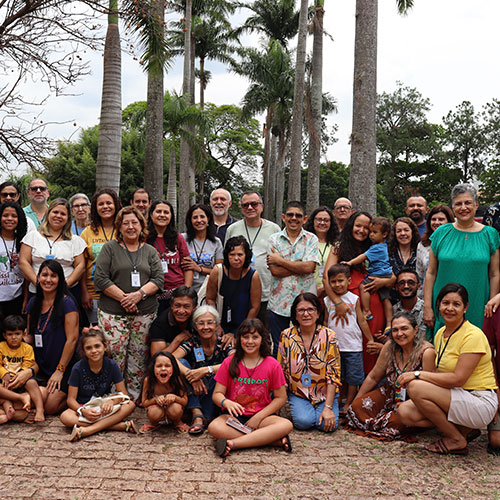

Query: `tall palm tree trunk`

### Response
(269, 131, 278, 222)
(275, 130, 288, 224)
(349, 0, 378, 214)
(263, 107, 273, 220)
(306, 1, 324, 213)
(96, 0, 122, 194)
(287, 0, 309, 202)
(167, 144, 178, 216)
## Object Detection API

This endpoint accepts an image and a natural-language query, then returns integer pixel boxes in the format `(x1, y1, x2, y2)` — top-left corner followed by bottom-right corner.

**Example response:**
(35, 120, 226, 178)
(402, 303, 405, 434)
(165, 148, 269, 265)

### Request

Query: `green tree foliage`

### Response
(479, 98, 500, 204)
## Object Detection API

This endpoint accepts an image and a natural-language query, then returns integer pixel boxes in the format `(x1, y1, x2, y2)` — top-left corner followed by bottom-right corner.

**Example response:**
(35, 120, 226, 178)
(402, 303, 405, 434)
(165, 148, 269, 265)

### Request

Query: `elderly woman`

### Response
(415, 205, 454, 300)
(398, 283, 498, 455)
(69, 193, 91, 236)
(173, 305, 234, 435)
(206, 236, 262, 334)
(424, 184, 500, 339)
(94, 206, 164, 401)
(278, 293, 341, 432)
(346, 311, 435, 440)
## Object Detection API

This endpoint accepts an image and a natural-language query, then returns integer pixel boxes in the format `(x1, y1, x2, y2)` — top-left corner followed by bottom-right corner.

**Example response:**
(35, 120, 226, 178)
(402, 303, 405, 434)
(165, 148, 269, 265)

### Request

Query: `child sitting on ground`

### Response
(342, 217, 393, 333)
(0, 315, 44, 423)
(140, 351, 188, 433)
(325, 265, 374, 415)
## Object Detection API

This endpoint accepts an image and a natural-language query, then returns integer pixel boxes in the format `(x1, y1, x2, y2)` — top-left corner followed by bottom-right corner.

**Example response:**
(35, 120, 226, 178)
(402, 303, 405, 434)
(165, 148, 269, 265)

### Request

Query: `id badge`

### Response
(250, 252, 256, 268)
(161, 260, 169, 273)
(131, 271, 141, 287)
(8, 272, 17, 285)
(301, 373, 312, 387)
(318, 265, 325, 277)
(399, 387, 407, 401)
(226, 308, 232, 323)
(193, 271, 199, 280)
(194, 347, 205, 362)
(34, 334, 43, 348)
(45, 254, 55, 260)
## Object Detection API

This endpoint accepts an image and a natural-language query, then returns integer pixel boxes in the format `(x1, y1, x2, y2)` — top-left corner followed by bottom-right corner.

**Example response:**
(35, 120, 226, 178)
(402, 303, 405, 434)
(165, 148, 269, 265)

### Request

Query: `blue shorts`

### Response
(340, 351, 365, 386)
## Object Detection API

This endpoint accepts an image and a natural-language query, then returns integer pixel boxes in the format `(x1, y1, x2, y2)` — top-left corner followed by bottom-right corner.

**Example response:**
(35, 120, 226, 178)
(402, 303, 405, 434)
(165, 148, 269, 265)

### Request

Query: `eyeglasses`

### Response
(30, 186, 47, 192)
(0, 192, 18, 199)
(72, 203, 89, 210)
(314, 217, 330, 224)
(296, 307, 316, 315)
(285, 212, 304, 219)
(334, 205, 352, 211)
(241, 201, 261, 209)
(397, 280, 417, 287)
(196, 320, 216, 327)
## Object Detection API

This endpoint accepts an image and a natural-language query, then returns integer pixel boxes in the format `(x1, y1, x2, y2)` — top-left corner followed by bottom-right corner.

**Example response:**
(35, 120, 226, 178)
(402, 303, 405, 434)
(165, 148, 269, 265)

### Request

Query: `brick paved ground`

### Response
(1, 408, 499, 500)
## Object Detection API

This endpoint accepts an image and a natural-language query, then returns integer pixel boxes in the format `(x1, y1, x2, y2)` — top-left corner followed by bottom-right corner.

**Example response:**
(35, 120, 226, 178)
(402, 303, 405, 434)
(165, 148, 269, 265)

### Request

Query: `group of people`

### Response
(0, 178, 499, 458)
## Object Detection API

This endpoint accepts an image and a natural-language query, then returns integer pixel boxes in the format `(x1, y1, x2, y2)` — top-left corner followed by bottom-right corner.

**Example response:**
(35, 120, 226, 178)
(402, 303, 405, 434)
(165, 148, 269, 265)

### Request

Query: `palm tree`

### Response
(349, 0, 414, 213)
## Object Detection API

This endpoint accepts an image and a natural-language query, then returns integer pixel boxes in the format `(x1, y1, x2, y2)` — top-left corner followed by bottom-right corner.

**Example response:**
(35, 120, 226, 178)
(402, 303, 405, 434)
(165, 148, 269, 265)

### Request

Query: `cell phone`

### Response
(226, 417, 252, 434)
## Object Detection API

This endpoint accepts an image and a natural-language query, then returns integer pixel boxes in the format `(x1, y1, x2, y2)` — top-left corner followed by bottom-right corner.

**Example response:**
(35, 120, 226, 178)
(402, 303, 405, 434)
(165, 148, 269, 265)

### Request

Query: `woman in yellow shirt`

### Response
(397, 283, 498, 455)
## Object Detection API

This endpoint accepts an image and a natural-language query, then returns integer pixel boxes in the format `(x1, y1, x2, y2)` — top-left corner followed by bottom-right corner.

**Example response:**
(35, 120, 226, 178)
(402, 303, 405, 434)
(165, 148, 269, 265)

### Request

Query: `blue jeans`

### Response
(178, 358, 218, 420)
(268, 310, 290, 357)
(288, 391, 339, 432)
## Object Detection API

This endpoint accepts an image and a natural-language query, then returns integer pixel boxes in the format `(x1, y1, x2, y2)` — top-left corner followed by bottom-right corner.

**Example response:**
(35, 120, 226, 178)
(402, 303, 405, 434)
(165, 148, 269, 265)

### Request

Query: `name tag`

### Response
(131, 271, 141, 287)
(193, 271, 199, 280)
(161, 260, 169, 273)
(226, 308, 232, 323)
(45, 255, 55, 260)
(35, 334, 43, 348)
(194, 347, 205, 362)
(301, 373, 312, 387)
(8, 272, 17, 285)
(399, 387, 407, 401)
(318, 265, 325, 277)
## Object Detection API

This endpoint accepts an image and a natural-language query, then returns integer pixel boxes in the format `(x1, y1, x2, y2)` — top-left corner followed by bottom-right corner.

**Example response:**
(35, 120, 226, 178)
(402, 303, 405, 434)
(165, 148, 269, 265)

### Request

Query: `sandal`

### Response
(425, 439, 468, 456)
(175, 422, 189, 434)
(365, 314, 373, 321)
(139, 423, 159, 434)
(21, 409, 35, 425)
(124, 420, 138, 434)
(70, 424, 84, 442)
(215, 438, 232, 458)
(487, 443, 500, 456)
(281, 435, 292, 453)
(188, 416, 205, 435)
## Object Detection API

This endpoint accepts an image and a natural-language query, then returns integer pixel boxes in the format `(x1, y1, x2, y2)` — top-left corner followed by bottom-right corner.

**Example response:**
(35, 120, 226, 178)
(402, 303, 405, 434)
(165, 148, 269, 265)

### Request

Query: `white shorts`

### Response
(448, 388, 498, 429)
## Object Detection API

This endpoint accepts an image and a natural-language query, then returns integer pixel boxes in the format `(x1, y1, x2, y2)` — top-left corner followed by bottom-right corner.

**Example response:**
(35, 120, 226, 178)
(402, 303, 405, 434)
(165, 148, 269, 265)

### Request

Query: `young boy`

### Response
(0, 315, 44, 422)
(325, 264, 374, 415)
(342, 216, 393, 334)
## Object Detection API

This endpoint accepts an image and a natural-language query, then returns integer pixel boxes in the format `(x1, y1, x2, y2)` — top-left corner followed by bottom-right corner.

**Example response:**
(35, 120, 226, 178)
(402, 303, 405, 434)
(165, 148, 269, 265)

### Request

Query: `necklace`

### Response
(241, 356, 262, 377)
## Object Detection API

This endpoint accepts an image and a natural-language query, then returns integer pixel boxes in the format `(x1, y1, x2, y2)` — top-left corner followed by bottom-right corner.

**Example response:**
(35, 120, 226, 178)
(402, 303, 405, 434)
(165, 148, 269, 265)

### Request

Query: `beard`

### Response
(212, 207, 227, 217)
(409, 210, 424, 224)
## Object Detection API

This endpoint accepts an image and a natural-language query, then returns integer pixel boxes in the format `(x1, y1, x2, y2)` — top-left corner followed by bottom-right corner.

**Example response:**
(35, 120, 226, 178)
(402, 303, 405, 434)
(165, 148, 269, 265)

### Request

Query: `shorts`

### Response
(361, 274, 392, 301)
(448, 388, 498, 429)
(488, 410, 500, 431)
(340, 351, 365, 386)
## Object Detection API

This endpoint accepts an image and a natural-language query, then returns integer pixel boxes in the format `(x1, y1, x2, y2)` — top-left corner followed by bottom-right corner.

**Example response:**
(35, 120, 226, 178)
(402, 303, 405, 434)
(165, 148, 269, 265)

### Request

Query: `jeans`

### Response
(288, 391, 339, 432)
(178, 358, 219, 420)
(268, 310, 290, 357)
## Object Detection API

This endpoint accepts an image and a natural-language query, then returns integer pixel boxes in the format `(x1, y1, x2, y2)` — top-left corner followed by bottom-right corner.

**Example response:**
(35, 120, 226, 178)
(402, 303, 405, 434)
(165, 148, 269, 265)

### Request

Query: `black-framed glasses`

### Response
(397, 280, 417, 287)
(30, 186, 47, 192)
(241, 201, 261, 209)
(0, 192, 18, 199)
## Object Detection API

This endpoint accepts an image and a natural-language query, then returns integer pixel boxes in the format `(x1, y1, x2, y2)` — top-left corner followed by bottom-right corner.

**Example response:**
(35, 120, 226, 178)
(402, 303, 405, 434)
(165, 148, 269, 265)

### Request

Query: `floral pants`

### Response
(98, 309, 156, 401)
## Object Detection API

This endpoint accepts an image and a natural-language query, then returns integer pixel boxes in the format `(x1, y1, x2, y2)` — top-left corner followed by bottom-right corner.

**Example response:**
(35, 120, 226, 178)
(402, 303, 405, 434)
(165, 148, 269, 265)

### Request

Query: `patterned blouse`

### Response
(277, 325, 341, 405)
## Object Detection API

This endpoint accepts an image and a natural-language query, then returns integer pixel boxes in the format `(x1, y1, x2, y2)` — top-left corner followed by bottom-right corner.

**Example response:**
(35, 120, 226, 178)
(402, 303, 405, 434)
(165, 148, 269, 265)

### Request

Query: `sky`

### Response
(12, 0, 500, 175)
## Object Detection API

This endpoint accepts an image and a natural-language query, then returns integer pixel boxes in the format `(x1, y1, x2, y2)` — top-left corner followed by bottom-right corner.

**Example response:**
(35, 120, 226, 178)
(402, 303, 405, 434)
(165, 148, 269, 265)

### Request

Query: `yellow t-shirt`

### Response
(435, 321, 497, 390)
(0, 341, 35, 378)
(81, 225, 116, 299)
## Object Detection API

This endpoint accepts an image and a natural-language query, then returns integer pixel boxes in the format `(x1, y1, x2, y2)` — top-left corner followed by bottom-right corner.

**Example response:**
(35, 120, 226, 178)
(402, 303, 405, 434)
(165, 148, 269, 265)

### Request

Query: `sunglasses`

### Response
(241, 201, 261, 209)
(0, 192, 18, 199)
(30, 186, 47, 192)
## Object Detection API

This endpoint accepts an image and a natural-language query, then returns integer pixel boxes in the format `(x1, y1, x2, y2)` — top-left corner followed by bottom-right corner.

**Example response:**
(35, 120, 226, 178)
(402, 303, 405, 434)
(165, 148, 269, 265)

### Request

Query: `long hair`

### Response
(304, 206, 339, 245)
(147, 200, 178, 252)
(144, 351, 186, 399)
(388, 217, 420, 254)
(38, 198, 73, 240)
(228, 319, 272, 379)
(388, 311, 427, 374)
(29, 260, 74, 335)
(89, 189, 122, 233)
(0, 201, 28, 252)
(78, 326, 110, 358)
(337, 211, 373, 272)
(184, 204, 217, 243)
(421, 205, 454, 247)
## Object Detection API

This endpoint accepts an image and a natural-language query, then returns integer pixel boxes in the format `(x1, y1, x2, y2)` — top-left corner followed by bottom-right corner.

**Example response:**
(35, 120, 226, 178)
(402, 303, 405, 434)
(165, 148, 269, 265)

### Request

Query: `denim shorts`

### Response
(340, 351, 365, 386)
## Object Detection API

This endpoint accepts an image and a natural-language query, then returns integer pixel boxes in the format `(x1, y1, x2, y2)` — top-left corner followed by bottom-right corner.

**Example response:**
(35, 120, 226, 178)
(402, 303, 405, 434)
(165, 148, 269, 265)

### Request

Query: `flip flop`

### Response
(70, 424, 84, 442)
(188, 417, 205, 435)
(281, 435, 292, 453)
(215, 438, 232, 457)
(466, 429, 481, 443)
(139, 423, 159, 434)
(124, 420, 138, 434)
(175, 422, 189, 434)
(426, 439, 468, 456)
(21, 409, 36, 425)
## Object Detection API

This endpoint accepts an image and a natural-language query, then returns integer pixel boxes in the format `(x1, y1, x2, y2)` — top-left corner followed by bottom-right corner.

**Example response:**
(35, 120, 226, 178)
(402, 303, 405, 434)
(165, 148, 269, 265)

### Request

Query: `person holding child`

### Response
(140, 351, 188, 433)
(60, 327, 137, 441)
(0, 315, 44, 423)
(341, 216, 393, 335)
(324, 265, 374, 415)
(208, 318, 293, 457)
(278, 293, 341, 432)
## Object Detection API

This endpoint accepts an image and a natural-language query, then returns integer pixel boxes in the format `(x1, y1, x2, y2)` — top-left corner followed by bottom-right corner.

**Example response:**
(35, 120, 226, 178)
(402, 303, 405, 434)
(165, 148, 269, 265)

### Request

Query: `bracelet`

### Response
(334, 302, 343, 307)
(325, 404, 333, 410)
(30, 367, 35, 377)
(220, 398, 227, 408)
(57, 363, 66, 373)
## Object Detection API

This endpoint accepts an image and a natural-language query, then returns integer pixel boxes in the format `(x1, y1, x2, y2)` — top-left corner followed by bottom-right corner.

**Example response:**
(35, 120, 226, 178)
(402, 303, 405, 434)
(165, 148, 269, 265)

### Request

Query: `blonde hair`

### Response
(38, 198, 73, 240)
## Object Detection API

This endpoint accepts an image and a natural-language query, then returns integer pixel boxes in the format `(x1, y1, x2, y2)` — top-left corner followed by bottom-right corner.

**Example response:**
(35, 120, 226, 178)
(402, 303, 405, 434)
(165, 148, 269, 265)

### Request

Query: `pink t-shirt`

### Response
(215, 355, 286, 415)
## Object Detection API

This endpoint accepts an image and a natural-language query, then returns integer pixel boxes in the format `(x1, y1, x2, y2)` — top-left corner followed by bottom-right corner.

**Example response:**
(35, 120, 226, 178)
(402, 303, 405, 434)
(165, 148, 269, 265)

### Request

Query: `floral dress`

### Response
(345, 346, 431, 440)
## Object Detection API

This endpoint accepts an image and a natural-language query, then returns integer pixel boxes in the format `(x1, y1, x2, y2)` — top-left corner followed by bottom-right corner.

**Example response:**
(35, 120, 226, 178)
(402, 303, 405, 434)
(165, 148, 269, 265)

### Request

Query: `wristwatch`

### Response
(414, 371, 421, 379)
(207, 365, 214, 375)
(139, 289, 147, 301)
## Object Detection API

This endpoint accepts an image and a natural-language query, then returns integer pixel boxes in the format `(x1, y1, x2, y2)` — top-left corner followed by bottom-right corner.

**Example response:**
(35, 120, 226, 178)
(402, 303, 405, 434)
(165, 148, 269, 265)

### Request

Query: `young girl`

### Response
(60, 327, 137, 441)
(140, 351, 189, 433)
(208, 318, 293, 457)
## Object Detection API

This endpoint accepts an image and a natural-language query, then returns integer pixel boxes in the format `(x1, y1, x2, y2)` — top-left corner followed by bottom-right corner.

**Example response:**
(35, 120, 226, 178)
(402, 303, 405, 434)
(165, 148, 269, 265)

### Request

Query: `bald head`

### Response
(333, 197, 353, 230)
(210, 188, 232, 217)
(405, 196, 428, 225)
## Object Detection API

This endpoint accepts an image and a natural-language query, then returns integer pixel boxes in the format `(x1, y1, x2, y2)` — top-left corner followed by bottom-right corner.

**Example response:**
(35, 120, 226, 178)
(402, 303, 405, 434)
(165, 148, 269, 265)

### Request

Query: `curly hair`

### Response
(147, 200, 179, 252)
(388, 217, 420, 255)
(337, 211, 373, 272)
(115, 206, 148, 243)
(184, 204, 217, 243)
(0, 201, 28, 252)
(89, 189, 122, 234)
(304, 206, 339, 245)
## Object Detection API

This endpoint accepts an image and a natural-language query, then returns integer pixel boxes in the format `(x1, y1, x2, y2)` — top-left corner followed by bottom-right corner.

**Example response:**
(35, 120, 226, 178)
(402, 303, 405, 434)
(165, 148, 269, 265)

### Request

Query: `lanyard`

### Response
(436, 320, 465, 369)
(1, 236, 15, 269)
(244, 222, 263, 250)
(395, 351, 411, 376)
(299, 327, 319, 372)
(37, 305, 54, 334)
(101, 224, 115, 241)
(154, 237, 172, 261)
(45, 232, 63, 255)
(192, 238, 207, 264)
(122, 241, 142, 271)
(318, 242, 330, 262)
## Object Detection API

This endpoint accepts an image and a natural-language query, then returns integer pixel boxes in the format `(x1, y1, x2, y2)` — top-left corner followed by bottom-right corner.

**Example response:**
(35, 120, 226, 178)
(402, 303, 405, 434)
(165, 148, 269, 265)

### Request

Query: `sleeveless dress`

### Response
(346, 345, 432, 440)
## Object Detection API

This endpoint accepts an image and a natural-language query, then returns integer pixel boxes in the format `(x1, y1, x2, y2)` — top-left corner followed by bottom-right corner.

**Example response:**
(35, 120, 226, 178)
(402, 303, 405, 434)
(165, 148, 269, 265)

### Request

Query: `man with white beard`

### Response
(210, 188, 238, 245)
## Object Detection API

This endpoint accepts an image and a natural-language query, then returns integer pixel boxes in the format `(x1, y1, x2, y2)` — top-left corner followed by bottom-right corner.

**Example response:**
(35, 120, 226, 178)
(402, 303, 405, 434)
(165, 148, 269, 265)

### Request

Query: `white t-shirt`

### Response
(324, 292, 363, 352)
(21, 231, 86, 293)
(0, 238, 23, 301)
